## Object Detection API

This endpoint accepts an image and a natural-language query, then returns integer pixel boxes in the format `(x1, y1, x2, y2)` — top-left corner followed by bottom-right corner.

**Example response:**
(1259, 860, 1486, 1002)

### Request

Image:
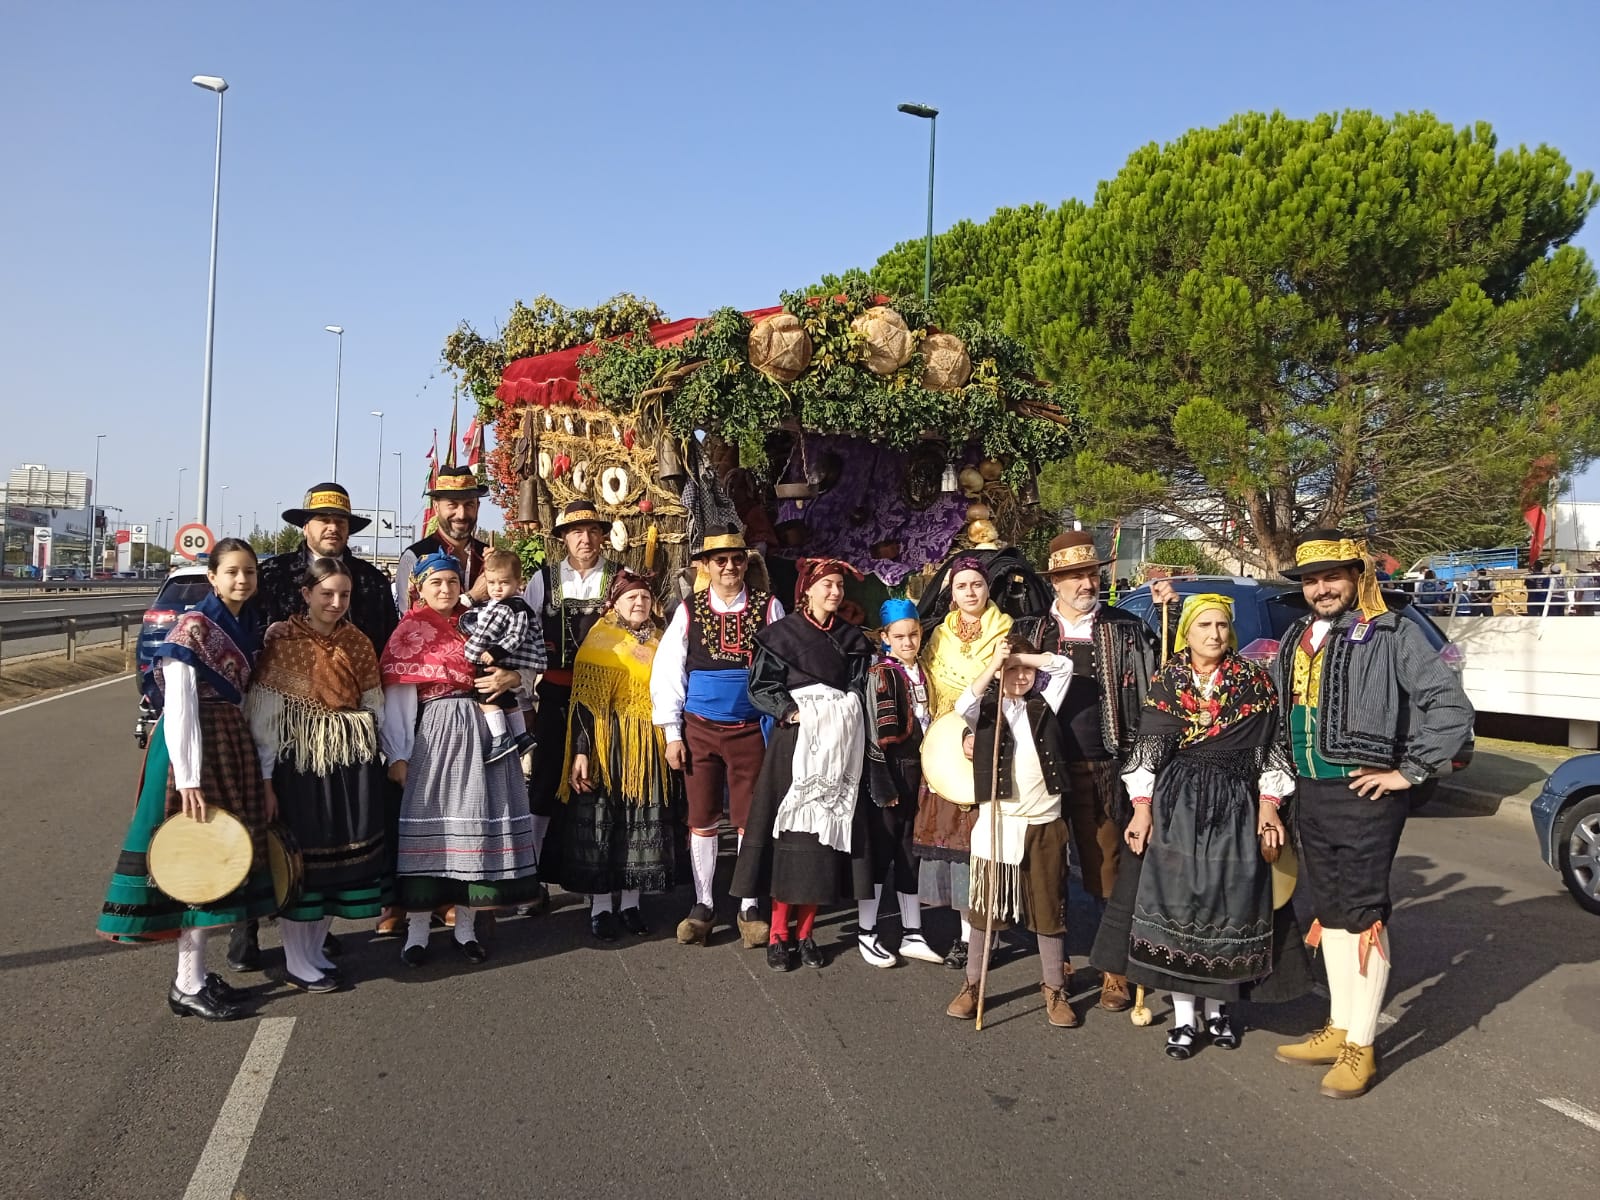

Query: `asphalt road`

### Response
(3, 681, 1597, 1200)
(0, 591, 152, 659)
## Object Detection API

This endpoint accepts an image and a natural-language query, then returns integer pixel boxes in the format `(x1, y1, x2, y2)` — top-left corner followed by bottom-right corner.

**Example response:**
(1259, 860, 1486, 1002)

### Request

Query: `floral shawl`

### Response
(1144, 649, 1279, 747)
(379, 604, 476, 703)
(248, 616, 382, 774)
(145, 591, 262, 709)
(922, 602, 1012, 719)
(559, 611, 665, 806)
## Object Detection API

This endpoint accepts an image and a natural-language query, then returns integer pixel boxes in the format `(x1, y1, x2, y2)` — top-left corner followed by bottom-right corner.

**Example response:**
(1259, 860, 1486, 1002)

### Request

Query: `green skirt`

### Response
(96, 716, 276, 942)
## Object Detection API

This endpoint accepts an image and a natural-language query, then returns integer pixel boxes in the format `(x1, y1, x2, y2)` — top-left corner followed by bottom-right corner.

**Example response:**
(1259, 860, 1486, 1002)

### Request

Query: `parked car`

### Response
(1113, 576, 1474, 803)
(133, 566, 214, 747)
(1531, 756, 1600, 914)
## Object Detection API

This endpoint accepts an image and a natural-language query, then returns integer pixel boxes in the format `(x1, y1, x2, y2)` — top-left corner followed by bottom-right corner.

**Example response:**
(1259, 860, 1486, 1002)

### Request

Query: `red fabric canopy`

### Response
(494, 305, 785, 406)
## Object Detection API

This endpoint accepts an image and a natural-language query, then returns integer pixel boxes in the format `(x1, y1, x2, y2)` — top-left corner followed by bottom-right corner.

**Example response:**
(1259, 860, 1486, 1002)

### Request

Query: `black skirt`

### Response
(273, 756, 389, 894)
(556, 716, 680, 897)
(730, 721, 874, 906)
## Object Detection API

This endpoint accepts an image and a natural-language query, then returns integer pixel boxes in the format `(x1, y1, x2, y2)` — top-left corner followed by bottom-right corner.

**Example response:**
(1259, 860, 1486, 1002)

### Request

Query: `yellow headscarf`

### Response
(1175, 593, 1238, 652)
(1292, 537, 1390, 622)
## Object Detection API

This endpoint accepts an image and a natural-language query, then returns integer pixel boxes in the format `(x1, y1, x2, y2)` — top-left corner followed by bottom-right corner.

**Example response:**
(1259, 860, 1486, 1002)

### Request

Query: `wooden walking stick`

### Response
(1129, 596, 1172, 1029)
(974, 675, 1005, 1032)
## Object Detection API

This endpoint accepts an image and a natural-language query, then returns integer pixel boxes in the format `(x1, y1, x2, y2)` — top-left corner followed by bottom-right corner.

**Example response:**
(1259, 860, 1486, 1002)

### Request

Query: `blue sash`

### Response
(686, 669, 760, 723)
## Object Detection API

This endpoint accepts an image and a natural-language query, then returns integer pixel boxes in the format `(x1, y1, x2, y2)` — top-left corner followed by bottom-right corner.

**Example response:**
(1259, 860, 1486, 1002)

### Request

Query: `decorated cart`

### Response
(479, 284, 1076, 606)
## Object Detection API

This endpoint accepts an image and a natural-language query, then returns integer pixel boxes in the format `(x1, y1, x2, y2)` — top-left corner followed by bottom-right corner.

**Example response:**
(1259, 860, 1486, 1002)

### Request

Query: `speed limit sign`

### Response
(173, 522, 216, 562)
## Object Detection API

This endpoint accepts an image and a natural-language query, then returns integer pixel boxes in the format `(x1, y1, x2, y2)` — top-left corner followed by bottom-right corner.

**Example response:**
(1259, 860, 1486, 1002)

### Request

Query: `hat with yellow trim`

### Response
(1040, 530, 1110, 577)
(281, 483, 371, 533)
(1282, 528, 1388, 621)
(691, 525, 750, 561)
(552, 499, 607, 536)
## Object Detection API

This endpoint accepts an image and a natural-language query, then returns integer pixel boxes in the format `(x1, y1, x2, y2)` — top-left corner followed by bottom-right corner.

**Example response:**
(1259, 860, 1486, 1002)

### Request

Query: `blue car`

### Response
(133, 566, 214, 746)
(1113, 575, 1474, 803)
(1531, 756, 1600, 914)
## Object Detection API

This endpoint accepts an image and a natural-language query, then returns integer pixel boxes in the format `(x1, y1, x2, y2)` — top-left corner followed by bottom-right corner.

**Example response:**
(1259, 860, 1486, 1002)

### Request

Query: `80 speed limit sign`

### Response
(173, 522, 216, 562)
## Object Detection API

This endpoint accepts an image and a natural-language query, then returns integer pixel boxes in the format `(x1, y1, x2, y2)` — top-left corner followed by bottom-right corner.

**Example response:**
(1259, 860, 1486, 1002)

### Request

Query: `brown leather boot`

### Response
(1275, 1020, 1348, 1066)
(946, 982, 980, 1019)
(1041, 982, 1079, 1027)
(1098, 971, 1132, 1012)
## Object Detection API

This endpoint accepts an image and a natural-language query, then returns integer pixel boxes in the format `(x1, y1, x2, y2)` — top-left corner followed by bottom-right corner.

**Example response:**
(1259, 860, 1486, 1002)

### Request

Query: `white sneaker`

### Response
(857, 931, 897, 968)
(898, 931, 943, 964)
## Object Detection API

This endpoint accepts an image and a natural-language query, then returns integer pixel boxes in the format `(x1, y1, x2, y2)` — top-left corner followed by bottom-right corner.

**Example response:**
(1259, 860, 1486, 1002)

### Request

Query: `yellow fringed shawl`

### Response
(922, 602, 1013, 719)
(558, 612, 666, 805)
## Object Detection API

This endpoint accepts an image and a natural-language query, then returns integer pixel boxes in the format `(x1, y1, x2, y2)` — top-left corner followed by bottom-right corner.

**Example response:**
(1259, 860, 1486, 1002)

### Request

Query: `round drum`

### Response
(266, 824, 305, 915)
(1272, 839, 1298, 911)
(148, 809, 252, 905)
(919, 711, 977, 810)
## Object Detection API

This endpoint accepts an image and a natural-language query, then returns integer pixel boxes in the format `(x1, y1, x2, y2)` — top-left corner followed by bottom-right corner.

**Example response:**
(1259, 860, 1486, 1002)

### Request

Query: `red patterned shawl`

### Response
(380, 605, 476, 702)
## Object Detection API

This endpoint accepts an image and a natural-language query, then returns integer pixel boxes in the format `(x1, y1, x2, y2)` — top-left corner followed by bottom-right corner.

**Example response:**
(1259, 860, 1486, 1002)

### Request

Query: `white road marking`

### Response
(0, 672, 134, 715)
(1539, 1097, 1600, 1133)
(181, 1017, 296, 1200)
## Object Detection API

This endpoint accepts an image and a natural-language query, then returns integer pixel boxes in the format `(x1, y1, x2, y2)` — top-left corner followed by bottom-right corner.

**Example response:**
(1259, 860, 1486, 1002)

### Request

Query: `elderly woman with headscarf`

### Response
(913, 554, 1013, 969)
(557, 570, 679, 941)
(732, 558, 877, 971)
(1114, 593, 1301, 1059)
(379, 551, 541, 967)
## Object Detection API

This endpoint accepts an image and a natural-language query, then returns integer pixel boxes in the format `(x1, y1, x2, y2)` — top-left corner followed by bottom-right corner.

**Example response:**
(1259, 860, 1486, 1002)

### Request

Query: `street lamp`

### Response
(896, 102, 939, 303)
(192, 74, 228, 526)
(326, 325, 345, 478)
(91, 432, 106, 573)
(371, 410, 384, 558)
(393, 450, 403, 550)
(220, 484, 230, 532)
(176, 466, 187, 534)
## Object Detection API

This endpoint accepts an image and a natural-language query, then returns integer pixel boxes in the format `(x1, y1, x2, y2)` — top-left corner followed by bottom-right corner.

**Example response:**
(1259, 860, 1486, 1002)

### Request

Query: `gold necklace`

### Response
(955, 612, 983, 656)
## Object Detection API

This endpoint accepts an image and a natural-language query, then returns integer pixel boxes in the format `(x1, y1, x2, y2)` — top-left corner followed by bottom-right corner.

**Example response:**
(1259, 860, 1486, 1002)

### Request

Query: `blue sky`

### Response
(3, 1, 1597, 551)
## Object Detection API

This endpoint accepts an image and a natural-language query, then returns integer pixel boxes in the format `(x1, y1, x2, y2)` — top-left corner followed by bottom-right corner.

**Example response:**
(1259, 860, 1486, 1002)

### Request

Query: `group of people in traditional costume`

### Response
(95, 473, 1473, 1100)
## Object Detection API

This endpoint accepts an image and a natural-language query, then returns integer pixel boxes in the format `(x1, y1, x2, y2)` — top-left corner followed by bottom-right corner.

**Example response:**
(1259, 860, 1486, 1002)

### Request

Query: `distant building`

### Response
(1, 463, 93, 572)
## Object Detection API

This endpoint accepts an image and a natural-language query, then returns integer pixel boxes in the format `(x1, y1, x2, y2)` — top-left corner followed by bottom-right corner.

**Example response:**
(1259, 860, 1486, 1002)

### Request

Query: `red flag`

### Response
(463, 415, 482, 468)
(1525, 505, 1549, 565)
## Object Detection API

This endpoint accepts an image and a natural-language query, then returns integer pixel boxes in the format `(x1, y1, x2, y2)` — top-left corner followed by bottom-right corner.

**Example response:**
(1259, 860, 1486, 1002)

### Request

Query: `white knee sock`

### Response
(690, 833, 717, 907)
(591, 892, 615, 915)
(281, 919, 323, 981)
(405, 911, 431, 950)
(453, 906, 477, 944)
(1171, 992, 1197, 1030)
(959, 914, 973, 945)
(620, 889, 640, 911)
(897, 891, 923, 931)
(484, 707, 509, 737)
(530, 815, 551, 863)
(175, 927, 207, 994)
(858, 883, 883, 932)
(1321, 927, 1355, 1031)
(1203, 996, 1224, 1021)
(312, 917, 336, 971)
(508, 708, 527, 737)
(1344, 926, 1391, 1046)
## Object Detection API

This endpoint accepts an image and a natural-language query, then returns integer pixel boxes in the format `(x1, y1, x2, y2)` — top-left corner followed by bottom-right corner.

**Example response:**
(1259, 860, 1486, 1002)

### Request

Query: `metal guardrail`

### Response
(0, 579, 159, 598)
(0, 606, 146, 675)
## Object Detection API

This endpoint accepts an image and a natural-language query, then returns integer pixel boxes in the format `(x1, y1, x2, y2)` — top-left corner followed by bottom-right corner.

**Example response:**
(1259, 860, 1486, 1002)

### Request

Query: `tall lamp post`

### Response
(370, 410, 384, 557)
(192, 75, 228, 525)
(393, 450, 403, 551)
(176, 467, 187, 535)
(220, 484, 230, 533)
(896, 102, 939, 303)
(91, 432, 106, 573)
(326, 325, 345, 478)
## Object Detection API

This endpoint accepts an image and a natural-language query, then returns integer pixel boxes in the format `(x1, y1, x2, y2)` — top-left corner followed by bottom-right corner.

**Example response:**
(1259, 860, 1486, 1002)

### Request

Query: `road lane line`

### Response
(181, 1017, 296, 1200)
(0, 673, 134, 715)
(1539, 1097, 1600, 1133)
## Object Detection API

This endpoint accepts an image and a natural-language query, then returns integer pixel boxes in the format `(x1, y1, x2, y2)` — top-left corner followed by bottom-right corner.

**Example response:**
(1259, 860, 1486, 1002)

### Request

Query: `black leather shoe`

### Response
(226, 922, 262, 972)
(455, 938, 489, 964)
(276, 968, 340, 994)
(619, 907, 650, 936)
(799, 936, 825, 969)
(322, 932, 344, 958)
(591, 911, 621, 942)
(169, 984, 244, 1021)
(401, 943, 428, 968)
(1205, 1007, 1240, 1049)
(202, 972, 248, 1005)
(1165, 1024, 1199, 1060)
(943, 940, 968, 971)
(766, 939, 794, 972)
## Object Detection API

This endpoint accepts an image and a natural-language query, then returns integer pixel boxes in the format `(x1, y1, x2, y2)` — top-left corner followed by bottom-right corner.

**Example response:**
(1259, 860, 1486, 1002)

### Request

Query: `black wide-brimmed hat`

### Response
(428, 465, 489, 499)
(281, 483, 371, 533)
(1280, 529, 1366, 580)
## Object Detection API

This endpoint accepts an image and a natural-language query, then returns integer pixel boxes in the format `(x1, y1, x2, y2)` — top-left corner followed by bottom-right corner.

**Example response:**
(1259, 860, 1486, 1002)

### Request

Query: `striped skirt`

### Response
(97, 706, 276, 942)
(395, 696, 540, 910)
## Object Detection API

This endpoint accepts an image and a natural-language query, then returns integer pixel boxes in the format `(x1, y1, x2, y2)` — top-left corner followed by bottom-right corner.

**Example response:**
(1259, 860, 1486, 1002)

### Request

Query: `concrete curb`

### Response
(1432, 781, 1537, 816)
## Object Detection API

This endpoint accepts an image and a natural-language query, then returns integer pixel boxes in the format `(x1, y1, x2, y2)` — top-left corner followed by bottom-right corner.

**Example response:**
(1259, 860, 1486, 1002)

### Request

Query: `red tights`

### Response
(768, 901, 818, 943)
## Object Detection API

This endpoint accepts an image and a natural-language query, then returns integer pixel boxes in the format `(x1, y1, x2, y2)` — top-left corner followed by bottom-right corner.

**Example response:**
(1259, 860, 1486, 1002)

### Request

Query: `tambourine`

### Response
(148, 808, 252, 905)
(1271, 838, 1298, 911)
(919, 711, 977, 810)
(266, 823, 305, 915)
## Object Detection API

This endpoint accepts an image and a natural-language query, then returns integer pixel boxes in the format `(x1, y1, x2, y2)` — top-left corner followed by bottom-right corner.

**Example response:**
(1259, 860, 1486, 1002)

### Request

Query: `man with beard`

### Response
(1271, 531, 1472, 1099)
(395, 466, 491, 611)
(521, 500, 622, 900)
(229, 483, 399, 970)
(1019, 531, 1163, 1014)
